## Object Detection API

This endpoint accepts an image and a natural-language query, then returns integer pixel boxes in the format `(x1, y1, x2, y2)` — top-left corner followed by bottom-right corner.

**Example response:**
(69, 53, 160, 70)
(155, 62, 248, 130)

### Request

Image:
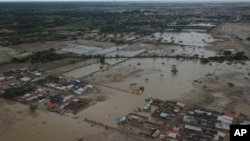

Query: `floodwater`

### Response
(144, 32, 214, 47)
(0, 88, 150, 141)
(63, 58, 126, 78)
(57, 44, 102, 55)
(105, 49, 146, 57)
(1, 59, 249, 141)
(87, 45, 127, 55)
(0, 107, 105, 141)
(91, 58, 250, 100)
(144, 46, 217, 58)
(173, 46, 217, 58)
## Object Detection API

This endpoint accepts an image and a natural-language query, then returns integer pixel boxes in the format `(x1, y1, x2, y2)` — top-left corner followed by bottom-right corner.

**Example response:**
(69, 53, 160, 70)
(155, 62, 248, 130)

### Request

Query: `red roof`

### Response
(225, 113, 234, 118)
(48, 103, 57, 108)
(171, 129, 179, 134)
(40, 91, 46, 94)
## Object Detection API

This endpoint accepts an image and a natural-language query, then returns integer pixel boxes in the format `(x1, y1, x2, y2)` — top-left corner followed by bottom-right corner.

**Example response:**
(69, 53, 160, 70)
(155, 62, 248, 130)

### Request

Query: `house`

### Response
(168, 128, 179, 139)
(184, 124, 202, 132)
(21, 77, 31, 82)
(152, 129, 161, 138)
(160, 113, 168, 119)
(176, 102, 185, 108)
(217, 113, 234, 124)
(0, 77, 5, 81)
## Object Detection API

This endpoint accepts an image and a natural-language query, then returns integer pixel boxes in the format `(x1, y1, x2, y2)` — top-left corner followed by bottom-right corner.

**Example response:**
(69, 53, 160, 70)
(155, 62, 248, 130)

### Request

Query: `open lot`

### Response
(222, 23, 250, 46)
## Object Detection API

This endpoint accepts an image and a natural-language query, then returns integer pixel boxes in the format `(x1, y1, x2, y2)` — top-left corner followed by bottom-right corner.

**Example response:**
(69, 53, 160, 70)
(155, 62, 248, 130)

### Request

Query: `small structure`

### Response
(21, 77, 31, 82)
(217, 113, 234, 124)
(168, 128, 179, 139)
(152, 129, 161, 138)
(176, 102, 185, 108)
(116, 117, 127, 124)
(171, 65, 178, 73)
(184, 124, 202, 132)
(133, 87, 144, 95)
(160, 112, 168, 119)
(0, 77, 5, 81)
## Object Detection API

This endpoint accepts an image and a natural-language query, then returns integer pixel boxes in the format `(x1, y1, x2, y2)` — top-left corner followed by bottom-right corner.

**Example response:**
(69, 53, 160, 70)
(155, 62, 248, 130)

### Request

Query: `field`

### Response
(222, 23, 250, 46)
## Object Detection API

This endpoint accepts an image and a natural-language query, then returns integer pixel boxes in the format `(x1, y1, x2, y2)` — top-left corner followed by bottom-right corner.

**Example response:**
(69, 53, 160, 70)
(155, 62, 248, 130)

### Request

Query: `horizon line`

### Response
(0, 0, 250, 3)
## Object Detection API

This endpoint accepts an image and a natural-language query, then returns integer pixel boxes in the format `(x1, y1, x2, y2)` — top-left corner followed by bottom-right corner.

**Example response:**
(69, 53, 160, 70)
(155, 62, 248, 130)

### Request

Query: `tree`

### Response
(2, 87, 26, 99)
(100, 56, 105, 64)
(223, 50, 232, 56)
(233, 52, 248, 60)
(30, 105, 38, 112)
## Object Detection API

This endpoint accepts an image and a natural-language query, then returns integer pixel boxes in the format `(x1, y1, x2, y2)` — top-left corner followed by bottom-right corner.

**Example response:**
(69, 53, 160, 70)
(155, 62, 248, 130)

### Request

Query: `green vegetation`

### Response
(1, 2, 246, 46)
(227, 82, 234, 87)
(2, 83, 34, 99)
(2, 87, 26, 99)
(233, 52, 248, 60)
(12, 49, 67, 63)
(200, 58, 210, 64)
(200, 51, 248, 64)
(100, 56, 105, 64)
(30, 105, 38, 112)
(223, 50, 232, 56)
(47, 75, 60, 83)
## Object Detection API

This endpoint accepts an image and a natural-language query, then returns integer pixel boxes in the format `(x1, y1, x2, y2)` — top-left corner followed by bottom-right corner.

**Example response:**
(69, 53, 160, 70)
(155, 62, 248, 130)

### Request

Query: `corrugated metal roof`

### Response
(160, 113, 168, 118)
(168, 132, 177, 138)
(176, 102, 185, 107)
(184, 124, 202, 132)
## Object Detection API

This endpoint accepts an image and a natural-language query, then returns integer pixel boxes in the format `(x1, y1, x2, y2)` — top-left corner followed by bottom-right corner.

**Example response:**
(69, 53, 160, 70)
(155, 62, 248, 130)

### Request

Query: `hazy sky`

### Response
(0, 0, 249, 2)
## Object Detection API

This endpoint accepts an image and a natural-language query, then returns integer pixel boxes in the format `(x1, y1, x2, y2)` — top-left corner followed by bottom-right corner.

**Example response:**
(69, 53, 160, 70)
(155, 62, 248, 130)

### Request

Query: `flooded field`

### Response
(143, 32, 214, 47)
(57, 44, 102, 55)
(58, 44, 130, 56)
(63, 58, 126, 78)
(86, 58, 250, 100)
(105, 49, 146, 57)
(143, 46, 218, 58)
(88, 45, 127, 55)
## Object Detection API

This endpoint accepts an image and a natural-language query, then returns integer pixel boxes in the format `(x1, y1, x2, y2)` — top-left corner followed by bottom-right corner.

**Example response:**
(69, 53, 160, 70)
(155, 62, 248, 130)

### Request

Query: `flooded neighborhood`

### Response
(0, 1, 250, 141)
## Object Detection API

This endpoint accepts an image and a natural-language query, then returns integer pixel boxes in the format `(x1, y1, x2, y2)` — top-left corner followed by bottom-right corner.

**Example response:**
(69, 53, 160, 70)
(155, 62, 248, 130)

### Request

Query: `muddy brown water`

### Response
(90, 58, 250, 100)
(144, 32, 214, 47)
(1, 59, 249, 141)
(63, 58, 126, 78)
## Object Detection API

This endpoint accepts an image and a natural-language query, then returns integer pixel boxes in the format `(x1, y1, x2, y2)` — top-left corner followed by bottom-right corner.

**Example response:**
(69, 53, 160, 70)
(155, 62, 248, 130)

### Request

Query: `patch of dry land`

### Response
(222, 23, 250, 46)
(0, 47, 17, 63)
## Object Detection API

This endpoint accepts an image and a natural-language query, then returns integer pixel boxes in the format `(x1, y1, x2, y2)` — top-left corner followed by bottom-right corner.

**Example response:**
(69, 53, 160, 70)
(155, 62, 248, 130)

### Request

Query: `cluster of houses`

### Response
(168, 108, 233, 141)
(151, 100, 185, 120)
(116, 95, 234, 141)
(116, 96, 186, 139)
(0, 67, 93, 114)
